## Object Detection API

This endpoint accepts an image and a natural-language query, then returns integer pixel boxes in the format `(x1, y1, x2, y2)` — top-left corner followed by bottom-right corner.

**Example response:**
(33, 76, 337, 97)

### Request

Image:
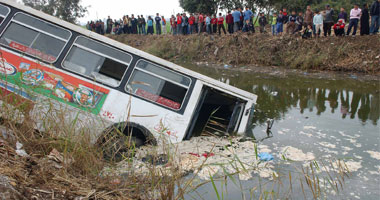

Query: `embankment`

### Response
(109, 34, 380, 74)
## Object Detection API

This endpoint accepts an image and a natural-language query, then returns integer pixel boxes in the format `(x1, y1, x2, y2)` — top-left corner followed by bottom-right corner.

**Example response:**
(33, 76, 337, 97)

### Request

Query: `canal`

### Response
(184, 65, 380, 199)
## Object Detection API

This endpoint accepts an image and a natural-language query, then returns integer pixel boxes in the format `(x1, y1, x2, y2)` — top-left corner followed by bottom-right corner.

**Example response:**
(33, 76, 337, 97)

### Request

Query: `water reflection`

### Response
(185, 65, 379, 126)
(252, 86, 379, 126)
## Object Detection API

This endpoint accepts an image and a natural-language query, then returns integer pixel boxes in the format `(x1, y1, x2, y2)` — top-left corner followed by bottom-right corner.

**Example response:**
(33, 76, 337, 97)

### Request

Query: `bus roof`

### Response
(1, 0, 256, 101)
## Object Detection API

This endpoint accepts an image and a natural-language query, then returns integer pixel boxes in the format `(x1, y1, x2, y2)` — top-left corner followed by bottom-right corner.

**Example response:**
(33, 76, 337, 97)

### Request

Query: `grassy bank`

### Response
(109, 34, 380, 74)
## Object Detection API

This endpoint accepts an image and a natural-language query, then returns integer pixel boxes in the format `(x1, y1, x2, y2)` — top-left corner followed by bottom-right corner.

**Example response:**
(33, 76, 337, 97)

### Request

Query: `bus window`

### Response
(63, 37, 132, 87)
(0, 4, 10, 24)
(0, 13, 71, 63)
(126, 60, 191, 110)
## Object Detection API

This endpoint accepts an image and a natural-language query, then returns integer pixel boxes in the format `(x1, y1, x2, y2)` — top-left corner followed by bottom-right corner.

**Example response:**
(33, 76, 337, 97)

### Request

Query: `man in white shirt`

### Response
(347, 4, 362, 35)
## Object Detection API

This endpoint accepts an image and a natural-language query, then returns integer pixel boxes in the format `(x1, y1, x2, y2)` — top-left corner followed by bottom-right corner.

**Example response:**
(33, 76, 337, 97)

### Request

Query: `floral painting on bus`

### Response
(0, 50, 110, 115)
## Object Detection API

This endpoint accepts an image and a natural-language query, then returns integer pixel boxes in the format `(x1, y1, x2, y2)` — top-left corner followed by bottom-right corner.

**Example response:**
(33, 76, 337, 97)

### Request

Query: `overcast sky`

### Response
(80, 0, 183, 23)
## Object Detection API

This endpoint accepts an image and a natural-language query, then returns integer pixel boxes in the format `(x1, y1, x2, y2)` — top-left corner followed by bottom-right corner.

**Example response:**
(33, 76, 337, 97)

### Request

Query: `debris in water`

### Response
(280, 146, 315, 161)
(366, 151, 380, 160)
(258, 152, 274, 161)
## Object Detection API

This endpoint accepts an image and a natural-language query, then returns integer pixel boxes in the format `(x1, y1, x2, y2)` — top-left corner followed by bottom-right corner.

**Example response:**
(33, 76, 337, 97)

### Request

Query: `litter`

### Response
(15, 141, 28, 157)
(258, 152, 274, 161)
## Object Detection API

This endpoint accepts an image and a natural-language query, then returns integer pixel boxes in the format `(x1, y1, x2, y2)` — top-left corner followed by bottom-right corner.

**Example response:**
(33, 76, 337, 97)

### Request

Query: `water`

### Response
(183, 65, 380, 199)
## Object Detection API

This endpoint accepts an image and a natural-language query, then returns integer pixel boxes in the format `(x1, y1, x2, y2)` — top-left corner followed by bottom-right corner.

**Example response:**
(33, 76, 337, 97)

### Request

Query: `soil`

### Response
(109, 33, 380, 75)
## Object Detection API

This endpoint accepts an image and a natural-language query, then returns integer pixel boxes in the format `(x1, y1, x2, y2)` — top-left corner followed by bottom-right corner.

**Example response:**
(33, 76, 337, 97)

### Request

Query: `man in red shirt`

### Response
(217, 13, 227, 35)
(176, 13, 182, 35)
(198, 13, 204, 33)
(226, 11, 233, 34)
(189, 14, 195, 34)
(211, 15, 218, 33)
(333, 19, 345, 36)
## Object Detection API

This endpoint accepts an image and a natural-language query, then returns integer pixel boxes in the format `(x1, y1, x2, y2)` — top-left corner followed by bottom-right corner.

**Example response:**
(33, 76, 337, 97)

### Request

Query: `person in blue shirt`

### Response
(243, 7, 254, 32)
(244, 7, 253, 22)
(205, 14, 212, 34)
(155, 13, 161, 35)
(232, 8, 241, 32)
(147, 16, 154, 34)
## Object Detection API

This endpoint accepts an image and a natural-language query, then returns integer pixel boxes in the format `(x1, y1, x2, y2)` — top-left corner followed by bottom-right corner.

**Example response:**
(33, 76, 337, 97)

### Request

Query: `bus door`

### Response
(184, 85, 246, 140)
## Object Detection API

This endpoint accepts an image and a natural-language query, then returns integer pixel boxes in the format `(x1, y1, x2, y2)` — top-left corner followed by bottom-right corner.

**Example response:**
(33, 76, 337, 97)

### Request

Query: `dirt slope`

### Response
(109, 34, 380, 74)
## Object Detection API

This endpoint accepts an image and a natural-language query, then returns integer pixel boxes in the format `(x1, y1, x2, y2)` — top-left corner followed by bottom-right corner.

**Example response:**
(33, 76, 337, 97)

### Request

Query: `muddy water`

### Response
(183, 65, 380, 199)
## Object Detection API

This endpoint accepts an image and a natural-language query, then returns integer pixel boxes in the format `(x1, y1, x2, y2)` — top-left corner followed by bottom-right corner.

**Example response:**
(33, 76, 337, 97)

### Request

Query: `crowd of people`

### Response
(86, 0, 380, 38)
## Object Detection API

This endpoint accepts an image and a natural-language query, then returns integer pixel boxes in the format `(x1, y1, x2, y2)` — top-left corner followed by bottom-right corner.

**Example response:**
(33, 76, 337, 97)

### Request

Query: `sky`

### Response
(80, 0, 183, 23)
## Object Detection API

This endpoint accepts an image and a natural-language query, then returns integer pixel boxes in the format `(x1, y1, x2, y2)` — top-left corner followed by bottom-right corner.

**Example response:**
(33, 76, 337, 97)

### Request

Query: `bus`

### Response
(0, 0, 257, 157)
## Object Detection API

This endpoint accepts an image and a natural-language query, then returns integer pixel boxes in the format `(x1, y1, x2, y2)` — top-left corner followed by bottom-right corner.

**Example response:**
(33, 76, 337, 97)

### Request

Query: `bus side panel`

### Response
(0, 49, 114, 142)
(99, 80, 203, 144)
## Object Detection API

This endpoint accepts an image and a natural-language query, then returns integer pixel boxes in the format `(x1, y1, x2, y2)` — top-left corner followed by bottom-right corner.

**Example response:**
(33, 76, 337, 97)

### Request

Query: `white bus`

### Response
(0, 0, 257, 157)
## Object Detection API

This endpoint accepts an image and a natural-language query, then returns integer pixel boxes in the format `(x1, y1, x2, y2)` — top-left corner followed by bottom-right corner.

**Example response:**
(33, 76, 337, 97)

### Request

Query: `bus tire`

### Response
(97, 122, 156, 161)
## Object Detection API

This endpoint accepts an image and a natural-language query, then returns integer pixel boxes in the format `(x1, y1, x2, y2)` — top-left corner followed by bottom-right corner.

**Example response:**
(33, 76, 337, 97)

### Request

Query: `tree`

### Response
(179, 0, 219, 14)
(22, 0, 87, 23)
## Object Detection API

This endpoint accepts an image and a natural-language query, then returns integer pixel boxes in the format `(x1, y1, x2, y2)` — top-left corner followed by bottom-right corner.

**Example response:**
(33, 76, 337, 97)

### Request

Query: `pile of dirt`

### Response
(109, 34, 380, 74)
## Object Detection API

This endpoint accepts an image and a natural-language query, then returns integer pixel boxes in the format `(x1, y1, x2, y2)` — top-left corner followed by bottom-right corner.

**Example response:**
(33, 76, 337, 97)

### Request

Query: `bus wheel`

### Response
(98, 128, 144, 162)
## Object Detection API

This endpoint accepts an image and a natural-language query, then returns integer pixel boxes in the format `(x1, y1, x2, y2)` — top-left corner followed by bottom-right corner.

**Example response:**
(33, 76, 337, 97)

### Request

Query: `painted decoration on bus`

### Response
(0, 50, 109, 115)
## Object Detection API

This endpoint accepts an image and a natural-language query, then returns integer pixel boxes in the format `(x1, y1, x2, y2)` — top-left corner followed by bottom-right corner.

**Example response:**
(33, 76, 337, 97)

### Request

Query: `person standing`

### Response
(194, 13, 199, 33)
(141, 15, 146, 35)
(295, 12, 304, 33)
(282, 8, 289, 32)
(360, 4, 370, 35)
(211, 15, 217, 33)
(347, 4, 362, 35)
(323, 5, 334, 36)
(226, 11, 233, 34)
(182, 13, 189, 35)
(161, 16, 167, 34)
(217, 13, 226, 35)
(313, 10, 323, 37)
(176, 13, 182, 35)
(170, 15, 177, 35)
(131, 14, 138, 34)
(277, 11, 284, 35)
(258, 13, 267, 33)
(370, 0, 380, 34)
(189, 14, 195, 34)
(155, 13, 161, 35)
(147, 16, 154, 34)
(106, 16, 113, 34)
(271, 13, 277, 36)
(137, 15, 142, 34)
(304, 5, 313, 28)
(287, 11, 297, 34)
(232, 8, 241, 32)
(205, 14, 212, 34)
(338, 7, 348, 23)
(243, 7, 253, 29)
(198, 13, 204, 33)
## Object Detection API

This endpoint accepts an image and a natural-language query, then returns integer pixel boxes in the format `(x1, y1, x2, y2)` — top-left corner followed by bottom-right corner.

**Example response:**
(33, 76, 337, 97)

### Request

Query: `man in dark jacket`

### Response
(155, 13, 162, 35)
(226, 11, 234, 34)
(370, 0, 380, 34)
(323, 5, 334, 36)
(258, 13, 267, 33)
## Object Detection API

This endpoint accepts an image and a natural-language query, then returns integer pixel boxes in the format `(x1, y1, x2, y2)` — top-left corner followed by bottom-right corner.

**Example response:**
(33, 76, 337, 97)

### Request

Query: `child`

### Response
(333, 19, 345, 36)
(271, 13, 277, 36)
(313, 10, 323, 37)
(276, 11, 284, 35)
(302, 24, 313, 39)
